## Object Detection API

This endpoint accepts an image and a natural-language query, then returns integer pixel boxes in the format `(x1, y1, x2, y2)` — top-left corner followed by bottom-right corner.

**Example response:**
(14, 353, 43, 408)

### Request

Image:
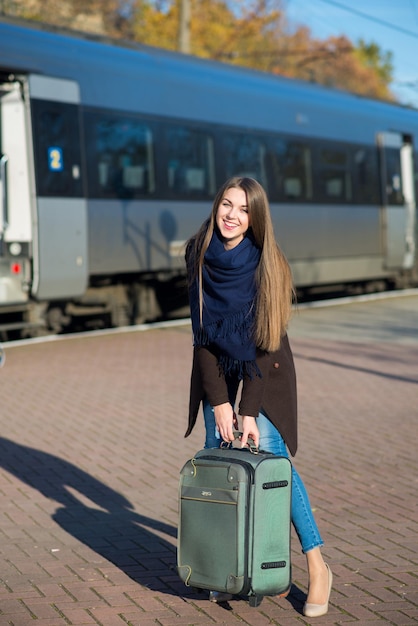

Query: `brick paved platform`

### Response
(0, 291, 417, 625)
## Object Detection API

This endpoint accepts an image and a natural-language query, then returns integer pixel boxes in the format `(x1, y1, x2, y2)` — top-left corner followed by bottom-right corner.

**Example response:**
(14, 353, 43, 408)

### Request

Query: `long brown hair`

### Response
(187, 176, 295, 351)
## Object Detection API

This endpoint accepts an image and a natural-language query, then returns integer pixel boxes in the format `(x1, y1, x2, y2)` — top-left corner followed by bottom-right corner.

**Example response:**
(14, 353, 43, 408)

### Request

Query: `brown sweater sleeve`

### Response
(195, 346, 230, 407)
(238, 349, 271, 417)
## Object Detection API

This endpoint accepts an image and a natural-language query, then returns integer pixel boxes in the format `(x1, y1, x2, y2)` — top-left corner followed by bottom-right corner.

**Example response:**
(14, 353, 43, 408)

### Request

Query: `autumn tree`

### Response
(129, 0, 394, 100)
(2, 0, 132, 37)
(354, 39, 393, 86)
(275, 29, 395, 101)
(130, 0, 285, 66)
(1, 0, 395, 101)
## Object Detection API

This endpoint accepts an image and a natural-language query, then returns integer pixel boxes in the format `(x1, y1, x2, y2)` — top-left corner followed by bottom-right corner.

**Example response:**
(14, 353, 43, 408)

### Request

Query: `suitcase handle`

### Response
(220, 430, 258, 454)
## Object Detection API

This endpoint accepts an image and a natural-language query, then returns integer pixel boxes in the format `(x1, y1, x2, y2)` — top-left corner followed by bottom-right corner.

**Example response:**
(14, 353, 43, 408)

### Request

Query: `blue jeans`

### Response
(203, 398, 324, 554)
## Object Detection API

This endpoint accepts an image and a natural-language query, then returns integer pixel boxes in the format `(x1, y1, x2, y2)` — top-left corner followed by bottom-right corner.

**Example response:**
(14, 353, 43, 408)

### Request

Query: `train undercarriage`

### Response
(1, 268, 416, 342)
(0, 272, 190, 340)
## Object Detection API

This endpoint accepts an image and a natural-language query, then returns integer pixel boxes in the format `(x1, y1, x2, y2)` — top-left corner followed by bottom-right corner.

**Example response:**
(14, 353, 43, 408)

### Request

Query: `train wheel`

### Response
(46, 306, 70, 334)
(132, 283, 161, 324)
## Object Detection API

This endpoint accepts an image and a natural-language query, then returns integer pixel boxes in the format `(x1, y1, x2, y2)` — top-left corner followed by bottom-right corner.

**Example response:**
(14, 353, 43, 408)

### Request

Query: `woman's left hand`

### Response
(240, 415, 259, 449)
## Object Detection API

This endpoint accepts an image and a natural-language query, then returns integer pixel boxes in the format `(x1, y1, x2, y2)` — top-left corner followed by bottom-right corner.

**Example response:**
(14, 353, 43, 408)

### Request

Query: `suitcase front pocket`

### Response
(181, 485, 239, 505)
(178, 464, 249, 594)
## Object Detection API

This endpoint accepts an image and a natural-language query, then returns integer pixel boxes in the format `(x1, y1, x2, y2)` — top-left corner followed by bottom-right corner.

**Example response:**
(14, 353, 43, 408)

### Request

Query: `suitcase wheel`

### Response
(249, 594, 263, 607)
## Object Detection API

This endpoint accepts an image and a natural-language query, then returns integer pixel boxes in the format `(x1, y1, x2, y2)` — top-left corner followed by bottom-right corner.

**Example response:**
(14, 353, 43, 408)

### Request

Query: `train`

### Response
(0, 17, 417, 338)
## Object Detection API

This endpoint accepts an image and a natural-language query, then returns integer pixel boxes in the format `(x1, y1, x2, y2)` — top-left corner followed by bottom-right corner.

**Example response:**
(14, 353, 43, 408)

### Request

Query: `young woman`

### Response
(184, 176, 332, 617)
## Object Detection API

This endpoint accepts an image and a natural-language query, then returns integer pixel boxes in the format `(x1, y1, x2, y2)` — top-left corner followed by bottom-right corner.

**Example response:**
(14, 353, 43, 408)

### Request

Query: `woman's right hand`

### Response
(213, 402, 237, 442)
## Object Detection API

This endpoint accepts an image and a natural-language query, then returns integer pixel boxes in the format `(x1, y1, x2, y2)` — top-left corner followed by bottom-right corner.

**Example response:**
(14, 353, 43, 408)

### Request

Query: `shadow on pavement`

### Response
(0, 436, 307, 608)
(0, 436, 178, 593)
(293, 351, 418, 384)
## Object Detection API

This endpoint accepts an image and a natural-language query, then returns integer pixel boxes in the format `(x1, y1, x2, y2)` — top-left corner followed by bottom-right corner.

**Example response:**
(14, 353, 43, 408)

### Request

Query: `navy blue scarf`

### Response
(190, 229, 261, 379)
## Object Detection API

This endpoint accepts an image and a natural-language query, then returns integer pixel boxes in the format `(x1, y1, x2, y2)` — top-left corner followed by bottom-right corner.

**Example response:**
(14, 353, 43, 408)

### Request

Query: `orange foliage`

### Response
(4, 0, 396, 102)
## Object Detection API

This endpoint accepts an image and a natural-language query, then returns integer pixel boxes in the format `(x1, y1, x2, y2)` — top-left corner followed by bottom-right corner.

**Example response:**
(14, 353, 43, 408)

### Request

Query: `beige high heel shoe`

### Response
(303, 563, 333, 618)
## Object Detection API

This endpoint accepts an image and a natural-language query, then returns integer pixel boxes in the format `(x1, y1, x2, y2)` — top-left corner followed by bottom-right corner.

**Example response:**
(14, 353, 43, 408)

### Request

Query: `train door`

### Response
(0, 79, 32, 305)
(378, 131, 416, 270)
(0, 74, 88, 309)
(27, 74, 88, 300)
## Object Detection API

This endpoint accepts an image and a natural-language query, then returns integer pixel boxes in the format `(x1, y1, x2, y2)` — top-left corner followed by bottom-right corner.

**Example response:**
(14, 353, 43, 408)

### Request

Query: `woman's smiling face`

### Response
(215, 186, 249, 250)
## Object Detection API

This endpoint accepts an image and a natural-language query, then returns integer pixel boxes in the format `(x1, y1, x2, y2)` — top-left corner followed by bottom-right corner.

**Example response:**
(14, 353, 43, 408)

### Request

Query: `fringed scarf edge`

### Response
(192, 300, 255, 346)
(217, 354, 261, 381)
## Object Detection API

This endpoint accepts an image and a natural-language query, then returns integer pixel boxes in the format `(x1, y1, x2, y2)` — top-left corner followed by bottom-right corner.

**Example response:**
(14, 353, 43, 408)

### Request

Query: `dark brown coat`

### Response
(185, 333, 298, 456)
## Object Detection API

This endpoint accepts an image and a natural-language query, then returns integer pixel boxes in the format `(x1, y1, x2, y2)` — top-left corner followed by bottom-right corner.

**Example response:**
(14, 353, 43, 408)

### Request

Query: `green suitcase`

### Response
(177, 446, 292, 606)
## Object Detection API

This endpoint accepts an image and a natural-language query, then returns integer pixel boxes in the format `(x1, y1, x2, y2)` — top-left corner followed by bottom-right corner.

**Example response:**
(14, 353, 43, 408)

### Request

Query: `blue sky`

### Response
(285, 0, 418, 108)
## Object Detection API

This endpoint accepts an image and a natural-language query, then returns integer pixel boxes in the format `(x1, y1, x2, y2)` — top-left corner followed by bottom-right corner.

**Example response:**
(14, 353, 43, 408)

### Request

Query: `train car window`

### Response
(268, 138, 313, 202)
(84, 111, 155, 199)
(353, 148, 380, 204)
(221, 133, 268, 188)
(31, 99, 83, 197)
(414, 152, 418, 205)
(164, 125, 215, 197)
(316, 147, 352, 202)
(382, 148, 403, 205)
